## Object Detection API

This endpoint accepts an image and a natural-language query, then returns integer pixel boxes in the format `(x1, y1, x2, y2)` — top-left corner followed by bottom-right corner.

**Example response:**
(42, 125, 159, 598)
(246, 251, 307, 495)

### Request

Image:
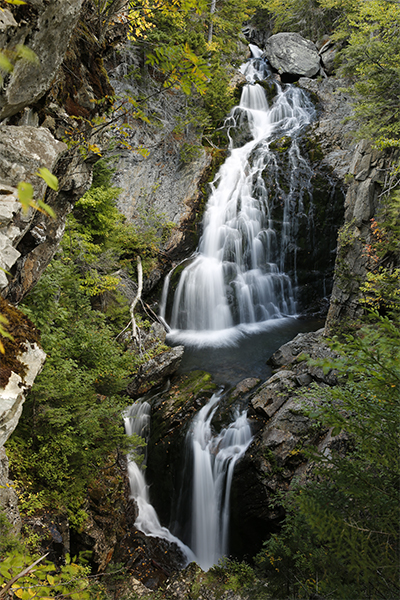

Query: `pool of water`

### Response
(167, 316, 324, 387)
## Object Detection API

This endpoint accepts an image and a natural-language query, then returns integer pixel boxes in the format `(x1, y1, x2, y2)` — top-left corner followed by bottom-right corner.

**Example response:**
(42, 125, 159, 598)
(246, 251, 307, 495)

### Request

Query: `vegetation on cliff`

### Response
(1, 1, 400, 599)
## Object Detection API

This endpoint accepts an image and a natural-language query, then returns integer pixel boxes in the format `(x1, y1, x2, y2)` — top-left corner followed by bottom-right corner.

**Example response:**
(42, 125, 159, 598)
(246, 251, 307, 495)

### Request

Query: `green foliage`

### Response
(5, 160, 157, 522)
(208, 558, 256, 594)
(0, 511, 23, 556)
(0, 548, 102, 600)
(262, 0, 340, 39)
(256, 315, 400, 599)
(63, 158, 169, 295)
(360, 189, 400, 317)
(8, 255, 145, 515)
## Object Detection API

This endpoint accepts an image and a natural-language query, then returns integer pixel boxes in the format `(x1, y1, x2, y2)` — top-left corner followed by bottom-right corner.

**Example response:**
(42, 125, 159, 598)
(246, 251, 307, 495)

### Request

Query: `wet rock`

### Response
(250, 371, 297, 419)
(230, 330, 339, 559)
(264, 33, 321, 79)
(229, 377, 260, 401)
(297, 77, 356, 180)
(146, 371, 216, 529)
(127, 346, 185, 398)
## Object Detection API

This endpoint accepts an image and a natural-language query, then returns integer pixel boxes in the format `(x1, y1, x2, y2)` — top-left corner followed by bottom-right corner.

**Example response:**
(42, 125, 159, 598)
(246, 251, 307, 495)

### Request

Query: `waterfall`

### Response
(160, 47, 316, 346)
(124, 401, 195, 563)
(189, 393, 252, 570)
(137, 46, 320, 573)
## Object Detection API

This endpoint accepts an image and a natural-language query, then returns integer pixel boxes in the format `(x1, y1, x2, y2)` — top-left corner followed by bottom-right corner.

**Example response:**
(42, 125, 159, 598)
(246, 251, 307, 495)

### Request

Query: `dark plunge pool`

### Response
(167, 316, 324, 387)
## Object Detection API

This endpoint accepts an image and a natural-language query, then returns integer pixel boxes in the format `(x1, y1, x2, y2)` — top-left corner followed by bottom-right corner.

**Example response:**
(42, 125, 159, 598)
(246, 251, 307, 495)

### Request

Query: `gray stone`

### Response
(0, 8, 17, 49)
(0, 126, 67, 198)
(264, 33, 320, 78)
(251, 370, 297, 419)
(297, 77, 356, 179)
(0, 342, 46, 447)
(127, 346, 185, 397)
(0, 1, 85, 119)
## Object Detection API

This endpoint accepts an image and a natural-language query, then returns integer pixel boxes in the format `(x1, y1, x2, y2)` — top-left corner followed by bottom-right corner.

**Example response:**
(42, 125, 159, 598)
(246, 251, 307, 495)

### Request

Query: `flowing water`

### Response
(128, 46, 321, 572)
(160, 45, 316, 347)
(124, 401, 195, 563)
(189, 394, 252, 570)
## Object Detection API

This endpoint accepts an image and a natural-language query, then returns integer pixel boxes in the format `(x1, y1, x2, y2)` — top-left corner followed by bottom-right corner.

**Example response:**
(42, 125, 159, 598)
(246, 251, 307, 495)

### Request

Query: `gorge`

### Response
(1, 2, 399, 600)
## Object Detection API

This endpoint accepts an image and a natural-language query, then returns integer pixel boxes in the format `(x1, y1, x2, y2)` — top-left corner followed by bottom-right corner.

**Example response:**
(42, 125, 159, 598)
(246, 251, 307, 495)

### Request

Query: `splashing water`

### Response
(160, 47, 316, 347)
(189, 393, 252, 570)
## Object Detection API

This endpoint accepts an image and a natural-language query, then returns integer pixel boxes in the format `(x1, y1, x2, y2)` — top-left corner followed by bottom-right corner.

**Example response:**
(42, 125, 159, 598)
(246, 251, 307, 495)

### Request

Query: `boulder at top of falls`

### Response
(264, 32, 321, 78)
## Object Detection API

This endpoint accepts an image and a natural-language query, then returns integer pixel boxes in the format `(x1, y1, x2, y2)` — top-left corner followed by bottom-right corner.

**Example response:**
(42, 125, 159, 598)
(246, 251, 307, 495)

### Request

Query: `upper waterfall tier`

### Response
(161, 48, 316, 342)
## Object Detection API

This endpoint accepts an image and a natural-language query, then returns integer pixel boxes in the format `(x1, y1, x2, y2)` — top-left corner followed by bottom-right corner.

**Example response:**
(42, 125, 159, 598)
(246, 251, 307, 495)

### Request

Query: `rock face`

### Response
(298, 77, 356, 180)
(0, 339, 46, 531)
(127, 345, 185, 398)
(0, 125, 69, 292)
(0, 341, 46, 447)
(0, 1, 84, 119)
(108, 47, 216, 286)
(0, 137, 92, 304)
(264, 33, 321, 79)
(230, 330, 341, 559)
(325, 141, 393, 331)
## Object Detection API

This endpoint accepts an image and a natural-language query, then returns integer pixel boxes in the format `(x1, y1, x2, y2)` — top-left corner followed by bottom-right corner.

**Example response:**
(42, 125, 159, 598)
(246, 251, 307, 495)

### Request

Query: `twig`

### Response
(0, 554, 49, 598)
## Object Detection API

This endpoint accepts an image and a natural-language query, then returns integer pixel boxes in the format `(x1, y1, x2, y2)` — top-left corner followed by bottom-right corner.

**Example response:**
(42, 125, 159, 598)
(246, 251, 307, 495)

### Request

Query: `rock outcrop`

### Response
(0, 1, 84, 120)
(325, 141, 394, 331)
(230, 330, 342, 559)
(0, 314, 46, 531)
(264, 32, 321, 79)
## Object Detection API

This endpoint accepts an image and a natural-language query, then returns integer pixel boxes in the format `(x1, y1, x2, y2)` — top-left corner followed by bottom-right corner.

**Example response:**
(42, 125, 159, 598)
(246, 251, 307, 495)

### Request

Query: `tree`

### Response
(256, 314, 400, 599)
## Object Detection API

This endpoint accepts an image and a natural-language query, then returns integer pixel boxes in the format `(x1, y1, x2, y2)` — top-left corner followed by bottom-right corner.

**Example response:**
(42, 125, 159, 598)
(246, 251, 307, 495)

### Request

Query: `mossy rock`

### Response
(0, 296, 40, 388)
(302, 135, 324, 162)
(269, 136, 291, 153)
(145, 370, 216, 526)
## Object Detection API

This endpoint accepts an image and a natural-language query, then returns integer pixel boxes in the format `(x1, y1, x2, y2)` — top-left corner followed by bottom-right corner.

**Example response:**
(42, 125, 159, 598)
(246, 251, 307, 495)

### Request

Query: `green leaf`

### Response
(37, 199, 56, 219)
(331, 426, 342, 437)
(37, 168, 59, 191)
(0, 52, 13, 73)
(17, 181, 34, 212)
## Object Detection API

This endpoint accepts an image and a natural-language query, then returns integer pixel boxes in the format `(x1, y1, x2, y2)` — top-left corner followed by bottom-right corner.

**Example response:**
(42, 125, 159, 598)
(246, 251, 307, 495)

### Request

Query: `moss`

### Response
(168, 370, 216, 410)
(302, 135, 324, 162)
(258, 79, 278, 105)
(269, 136, 291, 153)
(0, 297, 40, 387)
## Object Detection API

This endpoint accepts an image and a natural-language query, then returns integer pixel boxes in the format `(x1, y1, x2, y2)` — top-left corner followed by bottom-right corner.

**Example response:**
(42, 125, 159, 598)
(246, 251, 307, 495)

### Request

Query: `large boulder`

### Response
(264, 32, 320, 79)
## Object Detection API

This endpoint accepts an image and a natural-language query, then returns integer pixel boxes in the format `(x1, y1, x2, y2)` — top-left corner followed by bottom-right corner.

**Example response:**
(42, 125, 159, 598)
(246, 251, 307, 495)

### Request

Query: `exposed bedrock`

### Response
(0, 1, 84, 120)
(230, 329, 343, 559)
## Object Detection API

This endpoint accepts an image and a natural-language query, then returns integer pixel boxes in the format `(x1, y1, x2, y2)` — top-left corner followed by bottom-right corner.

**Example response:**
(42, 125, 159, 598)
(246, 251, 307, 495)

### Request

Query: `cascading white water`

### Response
(124, 401, 195, 563)
(128, 47, 319, 574)
(160, 47, 316, 345)
(189, 393, 252, 570)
